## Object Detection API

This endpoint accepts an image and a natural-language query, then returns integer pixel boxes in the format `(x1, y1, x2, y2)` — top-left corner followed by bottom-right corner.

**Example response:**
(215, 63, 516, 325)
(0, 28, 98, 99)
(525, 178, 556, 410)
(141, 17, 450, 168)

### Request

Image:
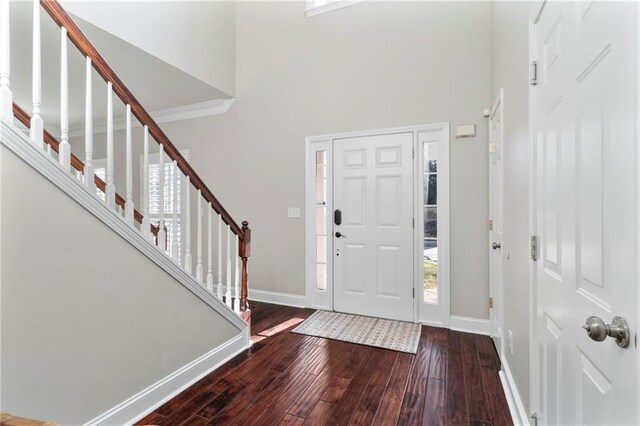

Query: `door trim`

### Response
(528, 3, 544, 419)
(489, 88, 505, 358)
(305, 122, 450, 325)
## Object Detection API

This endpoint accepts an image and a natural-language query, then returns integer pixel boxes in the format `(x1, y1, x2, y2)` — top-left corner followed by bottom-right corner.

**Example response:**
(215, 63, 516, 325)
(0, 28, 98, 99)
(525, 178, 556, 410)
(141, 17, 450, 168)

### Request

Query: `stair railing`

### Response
(0, 0, 251, 316)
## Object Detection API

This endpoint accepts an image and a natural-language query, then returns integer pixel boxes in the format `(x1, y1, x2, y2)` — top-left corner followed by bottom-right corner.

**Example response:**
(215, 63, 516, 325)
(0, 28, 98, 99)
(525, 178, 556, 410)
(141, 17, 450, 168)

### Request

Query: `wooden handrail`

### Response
(40, 0, 244, 239)
(12, 102, 158, 236)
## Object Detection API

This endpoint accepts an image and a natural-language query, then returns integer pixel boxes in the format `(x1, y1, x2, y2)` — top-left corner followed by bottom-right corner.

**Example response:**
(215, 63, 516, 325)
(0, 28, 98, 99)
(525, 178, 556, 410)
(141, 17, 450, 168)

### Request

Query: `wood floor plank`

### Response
(306, 400, 337, 425)
(422, 378, 446, 426)
(397, 392, 424, 425)
(428, 344, 447, 381)
(405, 343, 431, 395)
(475, 336, 513, 426)
(252, 372, 318, 425)
(348, 385, 387, 426)
(446, 331, 468, 425)
(325, 346, 380, 422)
(461, 333, 492, 424)
(136, 411, 166, 425)
(280, 414, 305, 426)
(374, 353, 414, 425)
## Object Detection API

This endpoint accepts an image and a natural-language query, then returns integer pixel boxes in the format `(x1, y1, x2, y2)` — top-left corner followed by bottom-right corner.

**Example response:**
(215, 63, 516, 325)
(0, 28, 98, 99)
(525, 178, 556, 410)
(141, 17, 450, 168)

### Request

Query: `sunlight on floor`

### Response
(251, 317, 305, 343)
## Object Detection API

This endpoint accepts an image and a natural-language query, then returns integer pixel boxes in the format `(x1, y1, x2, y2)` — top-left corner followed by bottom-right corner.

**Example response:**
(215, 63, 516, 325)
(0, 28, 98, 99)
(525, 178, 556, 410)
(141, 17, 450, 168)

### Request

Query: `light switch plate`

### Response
(288, 207, 301, 218)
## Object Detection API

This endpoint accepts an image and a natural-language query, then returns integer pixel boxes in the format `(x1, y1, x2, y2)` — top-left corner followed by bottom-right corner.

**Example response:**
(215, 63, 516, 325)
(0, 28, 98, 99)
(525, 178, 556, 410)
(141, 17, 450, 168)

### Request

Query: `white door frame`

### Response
(305, 122, 450, 325)
(489, 88, 505, 358)
(528, 2, 543, 420)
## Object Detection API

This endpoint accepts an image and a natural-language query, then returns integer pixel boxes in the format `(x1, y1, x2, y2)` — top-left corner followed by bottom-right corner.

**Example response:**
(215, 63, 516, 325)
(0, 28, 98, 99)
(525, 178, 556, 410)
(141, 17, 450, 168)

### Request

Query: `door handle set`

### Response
(582, 316, 631, 348)
(492, 242, 501, 250)
(335, 232, 346, 238)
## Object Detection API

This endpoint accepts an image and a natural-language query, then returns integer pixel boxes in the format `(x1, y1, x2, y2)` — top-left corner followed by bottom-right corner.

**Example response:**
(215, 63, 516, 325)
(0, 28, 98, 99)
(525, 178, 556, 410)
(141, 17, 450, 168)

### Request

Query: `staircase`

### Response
(0, 1, 252, 423)
(0, 0, 252, 322)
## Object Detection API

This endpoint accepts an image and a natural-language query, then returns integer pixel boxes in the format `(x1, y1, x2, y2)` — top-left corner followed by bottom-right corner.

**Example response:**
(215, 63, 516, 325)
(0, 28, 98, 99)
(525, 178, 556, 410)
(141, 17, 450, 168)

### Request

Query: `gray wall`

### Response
(491, 0, 533, 414)
(0, 145, 241, 424)
(135, 0, 493, 320)
(62, 0, 237, 97)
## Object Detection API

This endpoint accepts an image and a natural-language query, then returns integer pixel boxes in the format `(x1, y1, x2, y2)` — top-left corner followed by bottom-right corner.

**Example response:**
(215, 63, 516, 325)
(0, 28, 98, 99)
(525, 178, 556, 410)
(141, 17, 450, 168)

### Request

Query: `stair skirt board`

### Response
(0, 121, 246, 332)
(86, 334, 249, 426)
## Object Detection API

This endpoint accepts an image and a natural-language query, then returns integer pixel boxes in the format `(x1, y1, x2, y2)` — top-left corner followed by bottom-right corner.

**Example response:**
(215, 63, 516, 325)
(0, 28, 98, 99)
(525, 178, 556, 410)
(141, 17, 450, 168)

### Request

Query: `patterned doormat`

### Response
(292, 310, 421, 354)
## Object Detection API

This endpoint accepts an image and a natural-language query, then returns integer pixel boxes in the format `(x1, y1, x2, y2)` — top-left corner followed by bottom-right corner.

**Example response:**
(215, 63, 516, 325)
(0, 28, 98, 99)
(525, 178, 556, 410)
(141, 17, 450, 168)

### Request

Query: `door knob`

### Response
(582, 316, 631, 348)
(492, 242, 501, 250)
(335, 231, 346, 238)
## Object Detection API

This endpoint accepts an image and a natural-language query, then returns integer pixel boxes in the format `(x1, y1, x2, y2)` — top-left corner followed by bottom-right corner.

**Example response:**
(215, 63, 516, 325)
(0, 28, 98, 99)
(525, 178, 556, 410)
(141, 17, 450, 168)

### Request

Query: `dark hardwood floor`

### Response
(137, 302, 512, 426)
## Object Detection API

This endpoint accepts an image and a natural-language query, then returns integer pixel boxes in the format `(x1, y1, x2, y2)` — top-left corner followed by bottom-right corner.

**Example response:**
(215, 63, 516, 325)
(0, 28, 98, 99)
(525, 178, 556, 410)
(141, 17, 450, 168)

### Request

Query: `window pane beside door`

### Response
(423, 142, 438, 304)
(315, 151, 328, 291)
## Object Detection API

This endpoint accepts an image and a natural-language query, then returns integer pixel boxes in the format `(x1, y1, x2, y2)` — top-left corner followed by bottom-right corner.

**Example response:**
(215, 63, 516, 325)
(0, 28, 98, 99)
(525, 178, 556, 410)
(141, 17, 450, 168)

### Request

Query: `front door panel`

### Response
(333, 133, 414, 321)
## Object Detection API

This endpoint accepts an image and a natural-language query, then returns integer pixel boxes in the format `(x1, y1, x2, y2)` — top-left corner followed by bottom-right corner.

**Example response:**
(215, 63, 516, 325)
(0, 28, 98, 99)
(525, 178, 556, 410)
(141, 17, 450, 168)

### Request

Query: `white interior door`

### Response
(333, 132, 414, 322)
(533, 2, 639, 424)
(489, 89, 504, 353)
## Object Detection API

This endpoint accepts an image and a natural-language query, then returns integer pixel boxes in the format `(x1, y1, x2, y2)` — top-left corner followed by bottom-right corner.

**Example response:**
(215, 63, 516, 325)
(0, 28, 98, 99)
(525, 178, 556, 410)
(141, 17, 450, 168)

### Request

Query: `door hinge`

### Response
(489, 297, 494, 309)
(531, 412, 539, 426)
(531, 235, 539, 261)
(413, 288, 415, 299)
(530, 61, 538, 86)
(412, 146, 415, 159)
(489, 219, 493, 231)
(413, 217, 415, 229)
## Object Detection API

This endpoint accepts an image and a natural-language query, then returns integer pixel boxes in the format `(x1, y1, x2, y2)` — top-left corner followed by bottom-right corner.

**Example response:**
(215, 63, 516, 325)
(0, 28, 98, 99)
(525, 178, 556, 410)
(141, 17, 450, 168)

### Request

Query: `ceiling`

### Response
(9, 2, 229, 135)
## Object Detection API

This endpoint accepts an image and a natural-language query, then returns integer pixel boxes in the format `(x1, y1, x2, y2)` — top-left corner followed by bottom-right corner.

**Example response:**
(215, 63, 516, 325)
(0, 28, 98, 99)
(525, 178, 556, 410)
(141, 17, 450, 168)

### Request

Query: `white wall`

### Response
(142, 0, 492, 320)
(491, 0, 533, 414)
(0, 145, 241, 424)
(61, 0, 237, 97)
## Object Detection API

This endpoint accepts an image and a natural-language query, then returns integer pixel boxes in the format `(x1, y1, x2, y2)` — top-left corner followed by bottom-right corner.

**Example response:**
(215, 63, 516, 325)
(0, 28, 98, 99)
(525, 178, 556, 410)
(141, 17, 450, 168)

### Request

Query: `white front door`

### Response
(489, 89, 504, 353)
(533, 2, 639, 424)
(333, 132, 414, 321)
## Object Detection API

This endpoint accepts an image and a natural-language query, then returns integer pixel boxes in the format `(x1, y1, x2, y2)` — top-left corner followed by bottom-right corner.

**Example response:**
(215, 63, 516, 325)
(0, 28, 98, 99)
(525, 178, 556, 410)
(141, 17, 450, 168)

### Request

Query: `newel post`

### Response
(239, 221, 251, 314)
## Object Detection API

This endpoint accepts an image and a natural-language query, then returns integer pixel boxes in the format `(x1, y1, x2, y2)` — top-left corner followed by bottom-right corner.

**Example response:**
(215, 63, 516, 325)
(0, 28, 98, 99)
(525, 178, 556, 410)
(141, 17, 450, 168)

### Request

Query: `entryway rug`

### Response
(292, 310, 421, 354)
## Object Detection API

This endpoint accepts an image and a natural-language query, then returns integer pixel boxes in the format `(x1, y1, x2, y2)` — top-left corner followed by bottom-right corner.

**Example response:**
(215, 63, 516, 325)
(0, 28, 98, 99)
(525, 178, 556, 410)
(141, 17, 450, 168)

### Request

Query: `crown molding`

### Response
(68, 98, 235, 138)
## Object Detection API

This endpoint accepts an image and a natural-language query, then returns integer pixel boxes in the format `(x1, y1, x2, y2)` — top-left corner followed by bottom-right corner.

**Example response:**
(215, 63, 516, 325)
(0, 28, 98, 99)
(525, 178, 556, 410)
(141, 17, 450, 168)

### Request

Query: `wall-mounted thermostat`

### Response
(455, 124, 476, 138)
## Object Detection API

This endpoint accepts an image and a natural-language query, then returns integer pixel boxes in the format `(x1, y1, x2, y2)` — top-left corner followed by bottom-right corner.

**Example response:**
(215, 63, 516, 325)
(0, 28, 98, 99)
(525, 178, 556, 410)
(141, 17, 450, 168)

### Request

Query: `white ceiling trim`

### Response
(68, 98, 235, 138)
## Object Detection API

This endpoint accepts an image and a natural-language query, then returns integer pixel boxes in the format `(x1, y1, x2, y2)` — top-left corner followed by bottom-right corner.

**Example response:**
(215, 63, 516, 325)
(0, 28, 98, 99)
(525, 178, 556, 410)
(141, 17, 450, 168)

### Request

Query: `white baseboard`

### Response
(249, 289, 307, 308)
(499, 359, 529, 426)
(449, 315, 491, 335)
(86, 333, 249, 426)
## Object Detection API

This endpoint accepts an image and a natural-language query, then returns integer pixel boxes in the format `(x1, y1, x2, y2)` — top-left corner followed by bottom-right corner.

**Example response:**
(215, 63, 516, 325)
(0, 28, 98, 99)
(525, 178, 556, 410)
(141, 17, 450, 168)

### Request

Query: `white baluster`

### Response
(217, 213, 223, 299)
(0, 0, 12, 121)
(124, 105, 134, 224)
(105, 82, 115, 208)
(226, 225, 232, 307)
(30, 0, 43, 149)
(158, 145, 166, 251)
(141, 126, 150, 240)
(58, 27, 70, 171)
(184, 178, 192, 273)
(234, 236, 240, 313)
(196, 190, 203, 282)
(84, 57, 95, 193)
(206, 205, 214, 292)
(172, 161, 179, 262)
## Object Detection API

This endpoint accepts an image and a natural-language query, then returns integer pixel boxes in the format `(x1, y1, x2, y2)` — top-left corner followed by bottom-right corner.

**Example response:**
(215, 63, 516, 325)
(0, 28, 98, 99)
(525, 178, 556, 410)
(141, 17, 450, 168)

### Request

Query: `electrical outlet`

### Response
(288, 207, 301, 218)
(508, 330, 514, 355)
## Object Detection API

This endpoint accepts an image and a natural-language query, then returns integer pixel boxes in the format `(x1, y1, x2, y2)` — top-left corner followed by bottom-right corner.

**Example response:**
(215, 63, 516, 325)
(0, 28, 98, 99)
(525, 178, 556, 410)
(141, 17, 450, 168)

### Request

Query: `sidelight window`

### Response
(423, 141, 438, 303)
